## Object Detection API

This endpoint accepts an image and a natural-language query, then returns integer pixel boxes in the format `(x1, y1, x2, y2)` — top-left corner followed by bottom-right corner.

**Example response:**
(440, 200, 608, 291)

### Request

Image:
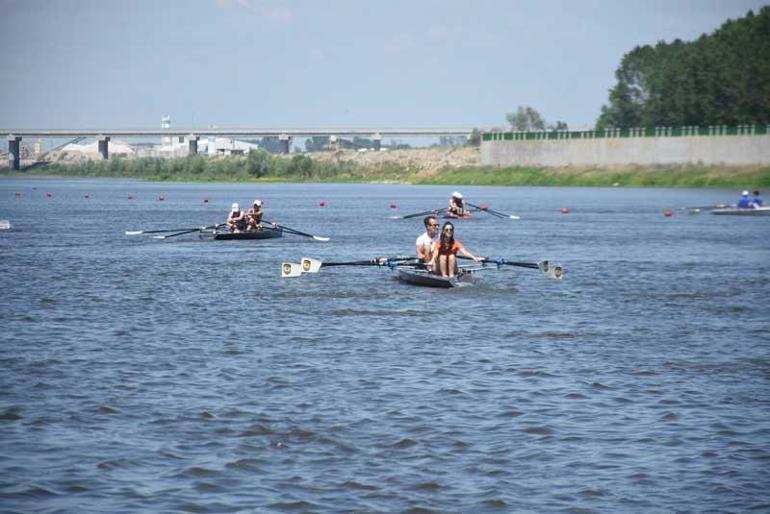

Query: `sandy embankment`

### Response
(303, 146, 482, 178)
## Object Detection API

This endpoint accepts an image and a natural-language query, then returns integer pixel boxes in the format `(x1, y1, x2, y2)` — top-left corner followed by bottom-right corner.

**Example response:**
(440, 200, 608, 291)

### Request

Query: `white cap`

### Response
(253, 199, 262, 206)
(452, 191, 463, 199)
(232, 203, 239, 211)
(742, 190, 749, 196)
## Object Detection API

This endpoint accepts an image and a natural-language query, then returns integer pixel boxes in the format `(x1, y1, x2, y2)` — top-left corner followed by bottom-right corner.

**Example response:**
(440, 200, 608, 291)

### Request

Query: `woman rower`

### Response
(245, 199, 264, 231)
(448, 191, 466, 217)
(431, 221, 483, 277)
(226, 203, 246, 233)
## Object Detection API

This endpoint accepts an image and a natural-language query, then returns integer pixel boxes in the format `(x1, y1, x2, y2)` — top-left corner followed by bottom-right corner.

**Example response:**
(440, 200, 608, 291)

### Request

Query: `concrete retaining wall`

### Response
(481, 135, 770, 167)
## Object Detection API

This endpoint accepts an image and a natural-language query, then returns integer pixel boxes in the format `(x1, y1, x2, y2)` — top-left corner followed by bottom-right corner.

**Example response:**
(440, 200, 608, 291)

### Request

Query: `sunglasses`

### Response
(443, 228, 454, 233)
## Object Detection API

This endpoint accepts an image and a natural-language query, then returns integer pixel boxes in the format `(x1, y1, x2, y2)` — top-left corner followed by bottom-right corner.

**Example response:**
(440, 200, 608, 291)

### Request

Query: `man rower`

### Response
(751, 190, 764, 207)
(226, 203, 246, 233)
(448, 191, 466, 217)
(738, 191, 752, 208)
(245, 199, 264, 231)
(416, 215, 440, 271)
(431, 221, 483, 277)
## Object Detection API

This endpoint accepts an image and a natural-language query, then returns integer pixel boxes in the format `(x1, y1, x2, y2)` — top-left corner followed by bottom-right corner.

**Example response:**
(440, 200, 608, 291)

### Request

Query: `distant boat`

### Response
(0, 220, 11, 230)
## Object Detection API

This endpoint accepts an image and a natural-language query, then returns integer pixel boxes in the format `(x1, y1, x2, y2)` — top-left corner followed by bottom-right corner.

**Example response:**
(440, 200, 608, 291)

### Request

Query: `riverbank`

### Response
(3, 147, 769, 188)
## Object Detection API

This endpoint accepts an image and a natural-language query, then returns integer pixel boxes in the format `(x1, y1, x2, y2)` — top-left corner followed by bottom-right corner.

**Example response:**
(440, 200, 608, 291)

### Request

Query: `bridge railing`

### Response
(482, 124, 770, 142)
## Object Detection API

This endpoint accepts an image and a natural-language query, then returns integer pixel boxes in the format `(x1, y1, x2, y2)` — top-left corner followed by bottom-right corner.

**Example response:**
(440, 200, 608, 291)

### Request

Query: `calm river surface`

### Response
(1, 178, 769, 513)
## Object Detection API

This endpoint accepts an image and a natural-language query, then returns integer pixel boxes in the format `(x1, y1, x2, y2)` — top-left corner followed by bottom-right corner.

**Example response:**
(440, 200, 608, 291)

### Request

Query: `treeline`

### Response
(598, 6, 770, 129)
(34, 151, 412, 182)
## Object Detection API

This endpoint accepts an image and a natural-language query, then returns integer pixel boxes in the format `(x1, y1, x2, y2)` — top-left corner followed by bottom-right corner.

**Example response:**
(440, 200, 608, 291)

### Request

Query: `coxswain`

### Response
(415, 215, 440, 271)
(430, 221, 483, 277)
(737, 191, 752, 209)
(448, 191, 466, 217)
(245, 199, 264, 231)
(227, 203, 246, 233)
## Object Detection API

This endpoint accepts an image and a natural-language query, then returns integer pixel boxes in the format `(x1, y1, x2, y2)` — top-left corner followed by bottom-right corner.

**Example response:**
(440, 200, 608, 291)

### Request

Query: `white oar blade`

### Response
(125, 230, 143, 235)
(151, 235, 167, 240)
(509, 215, 520, 220)
(281, 262, 303, 278)
(313, 235, 331, 242)
(548, 265, 564, 280)
(301, 257, 323, 273)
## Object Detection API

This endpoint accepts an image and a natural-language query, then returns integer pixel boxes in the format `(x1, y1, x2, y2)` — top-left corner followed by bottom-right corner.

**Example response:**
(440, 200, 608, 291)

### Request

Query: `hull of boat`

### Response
(712, 207, 770, 216)
(199, 227, 283, 240)
(397, 267, 478, 288)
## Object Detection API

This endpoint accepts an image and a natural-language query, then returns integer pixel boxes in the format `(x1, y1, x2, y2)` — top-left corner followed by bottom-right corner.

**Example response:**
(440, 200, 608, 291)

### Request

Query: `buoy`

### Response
(46, 192, 53, 197)
(319, 200, 326, 207)
(84, 193, 91, 199)
(561, 207, 570, 214)
(663, 209, 673, 217)
(480, 203, 489, 210)
(158, 195, 165, 201)
(203, 198, 209, 203)
(127, 194, 134, 200)
(389, 202, 397, 209)
(15, 192, 21, 197)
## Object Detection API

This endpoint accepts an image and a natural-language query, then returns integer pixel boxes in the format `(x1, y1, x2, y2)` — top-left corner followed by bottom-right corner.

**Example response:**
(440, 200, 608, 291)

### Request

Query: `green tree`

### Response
(506, 106, 546, 131)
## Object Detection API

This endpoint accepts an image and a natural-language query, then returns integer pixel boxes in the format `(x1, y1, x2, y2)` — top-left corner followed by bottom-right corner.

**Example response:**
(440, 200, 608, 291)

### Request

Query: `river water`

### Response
(1, 178, 769, 513)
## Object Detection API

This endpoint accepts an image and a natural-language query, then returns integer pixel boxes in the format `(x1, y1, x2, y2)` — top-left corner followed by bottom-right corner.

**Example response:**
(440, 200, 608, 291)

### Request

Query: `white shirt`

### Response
(416, 232, 438, 259)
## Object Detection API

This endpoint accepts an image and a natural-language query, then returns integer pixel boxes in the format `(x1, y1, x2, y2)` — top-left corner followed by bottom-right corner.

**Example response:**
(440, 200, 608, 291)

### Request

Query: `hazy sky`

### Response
(1, 0, 766, 131)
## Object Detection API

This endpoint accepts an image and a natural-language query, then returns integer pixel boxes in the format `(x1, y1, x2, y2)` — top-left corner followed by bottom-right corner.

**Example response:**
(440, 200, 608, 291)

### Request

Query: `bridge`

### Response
(1, 127, 476, 169)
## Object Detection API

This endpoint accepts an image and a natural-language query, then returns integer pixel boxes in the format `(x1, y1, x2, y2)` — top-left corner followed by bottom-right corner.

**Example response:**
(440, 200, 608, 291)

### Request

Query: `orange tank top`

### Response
(434, 240, 464, 256)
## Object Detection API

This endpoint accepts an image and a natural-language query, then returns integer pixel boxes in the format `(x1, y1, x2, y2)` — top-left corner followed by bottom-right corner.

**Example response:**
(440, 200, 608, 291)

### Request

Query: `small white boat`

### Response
(712, 206, 770, 216)
(0, 220, 11, 230)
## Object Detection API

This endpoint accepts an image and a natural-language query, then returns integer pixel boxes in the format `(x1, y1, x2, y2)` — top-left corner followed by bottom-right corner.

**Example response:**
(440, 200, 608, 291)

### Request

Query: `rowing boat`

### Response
(199, 226, 283, 240)
(443, 211, 472, 220)
(396, 266, 480, 288)
(0, 219, 11, 230)
(711, 206, 770, 216)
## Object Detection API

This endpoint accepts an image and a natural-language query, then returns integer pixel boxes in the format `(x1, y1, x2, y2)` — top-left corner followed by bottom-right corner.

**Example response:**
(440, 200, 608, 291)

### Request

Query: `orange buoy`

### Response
(561, 207, 569, 214)
(15, 192, 21, 197)
(158, 195, 165, 201)
(663, 209, 673, 217)
(319, 200, 326, 207)
(84, 193, 91, 199)
(127, 193, 134, 200)
(390, 202, 397, 209)
(46, 192, 53, 197)
(480, 203, 489, 210)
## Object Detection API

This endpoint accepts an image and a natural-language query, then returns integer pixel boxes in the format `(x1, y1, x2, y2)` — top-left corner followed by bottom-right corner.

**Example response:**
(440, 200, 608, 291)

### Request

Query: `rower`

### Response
(227, 203, 246, 233)
(245, 199, 264, 231)
(448, 191, 466, 217)
(431, 221, 483, 277)
(415, 215, 440, 271)
(738, 190, 751, 208)
(751, 190, 764, 207)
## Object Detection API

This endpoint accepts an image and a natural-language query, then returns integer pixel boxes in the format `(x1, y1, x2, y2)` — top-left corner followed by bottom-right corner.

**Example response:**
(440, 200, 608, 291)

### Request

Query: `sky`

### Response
(1, 0, 767, 132)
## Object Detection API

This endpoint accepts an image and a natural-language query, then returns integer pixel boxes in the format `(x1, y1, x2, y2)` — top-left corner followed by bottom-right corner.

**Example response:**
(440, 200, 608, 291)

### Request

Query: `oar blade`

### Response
(301, 257, 323, 273)
(548, 265, 564, 280)
(125, 230, 144, 235)
(281, 262, 303, 278)
(313, 235, 331, 242)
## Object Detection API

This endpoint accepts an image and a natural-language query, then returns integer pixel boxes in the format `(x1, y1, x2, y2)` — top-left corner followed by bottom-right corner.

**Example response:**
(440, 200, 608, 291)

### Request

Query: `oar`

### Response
(467, 202, 520, 220)
(263, 220, 330, 242)
(151, 224, 223, 239)
(282, 256, 416, 277)
(126, 226, 206, 236)
(681, 203, 730, 213)
(459, 256, 564, 279)
(389, 208, 446, 220)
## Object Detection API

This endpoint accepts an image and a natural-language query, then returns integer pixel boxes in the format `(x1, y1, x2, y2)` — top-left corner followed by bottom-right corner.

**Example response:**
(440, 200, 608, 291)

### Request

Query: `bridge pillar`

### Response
(188, 135, 199, 156)
(7, 135, 21, 170)
(279, 133, 290, 154)
(98, 135, 110, 160)
(373, 133, 382, 151)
